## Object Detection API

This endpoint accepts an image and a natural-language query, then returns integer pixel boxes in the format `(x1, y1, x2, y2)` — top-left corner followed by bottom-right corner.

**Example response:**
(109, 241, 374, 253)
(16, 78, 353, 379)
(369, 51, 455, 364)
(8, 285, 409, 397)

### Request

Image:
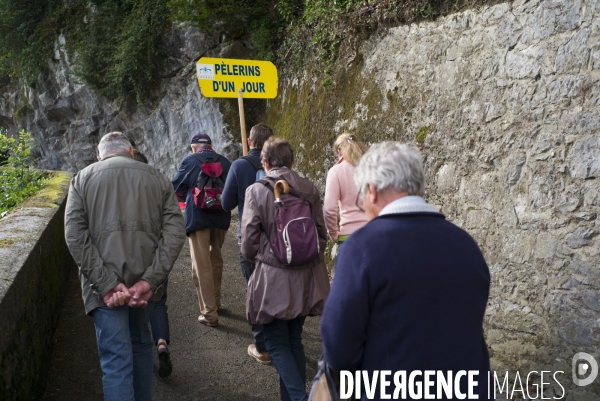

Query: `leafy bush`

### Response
(73, 0, 170, 105)
(0, 0, 169, 103)
(167, 0, 304, 61)
(0, 129, 48, 217)
(0, 0, 63, 85)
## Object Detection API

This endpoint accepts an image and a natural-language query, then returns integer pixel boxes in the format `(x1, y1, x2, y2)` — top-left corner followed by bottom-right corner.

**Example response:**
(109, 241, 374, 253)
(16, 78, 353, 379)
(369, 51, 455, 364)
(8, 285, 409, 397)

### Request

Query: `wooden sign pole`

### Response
(238, 89, 248, 156)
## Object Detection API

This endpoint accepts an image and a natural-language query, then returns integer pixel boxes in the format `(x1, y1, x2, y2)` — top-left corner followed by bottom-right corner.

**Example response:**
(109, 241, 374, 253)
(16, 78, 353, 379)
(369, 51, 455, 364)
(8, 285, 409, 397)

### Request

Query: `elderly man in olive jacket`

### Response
(65, 132, 186, 401)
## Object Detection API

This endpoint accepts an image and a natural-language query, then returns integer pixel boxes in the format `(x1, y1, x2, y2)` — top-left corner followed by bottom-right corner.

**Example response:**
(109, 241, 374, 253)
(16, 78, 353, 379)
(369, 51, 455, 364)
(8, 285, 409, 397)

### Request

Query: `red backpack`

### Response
(191, 153, 225, 211)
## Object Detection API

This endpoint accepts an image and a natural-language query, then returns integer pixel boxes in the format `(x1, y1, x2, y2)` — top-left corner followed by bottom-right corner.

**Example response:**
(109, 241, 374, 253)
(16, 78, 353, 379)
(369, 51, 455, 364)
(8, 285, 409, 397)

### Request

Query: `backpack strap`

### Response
(258, 179, 290, 208)
(193, 153, 222, 189)
(259, 179, 300, 198)
(240, 155, 262, 171)
(192, 152, 221, 165)
(257, 179, 274, 192)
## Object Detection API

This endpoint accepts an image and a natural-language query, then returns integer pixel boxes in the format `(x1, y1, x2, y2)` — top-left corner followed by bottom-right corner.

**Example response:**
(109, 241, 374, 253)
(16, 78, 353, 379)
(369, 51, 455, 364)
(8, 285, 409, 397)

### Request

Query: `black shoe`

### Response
(158, 347, 172, 378)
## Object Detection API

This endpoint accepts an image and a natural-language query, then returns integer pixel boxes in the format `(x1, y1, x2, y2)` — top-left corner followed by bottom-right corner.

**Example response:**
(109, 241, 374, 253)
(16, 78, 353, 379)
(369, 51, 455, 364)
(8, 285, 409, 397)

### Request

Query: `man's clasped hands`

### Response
(103, 281, 154, 308)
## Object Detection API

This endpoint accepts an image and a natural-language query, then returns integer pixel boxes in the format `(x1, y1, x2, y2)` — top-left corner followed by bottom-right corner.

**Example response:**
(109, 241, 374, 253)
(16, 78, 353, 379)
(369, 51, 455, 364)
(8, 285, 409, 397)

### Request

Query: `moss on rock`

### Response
(0, 236, 24, 248)
(266, 52, 436, 269)
(21, 171, 71, 210)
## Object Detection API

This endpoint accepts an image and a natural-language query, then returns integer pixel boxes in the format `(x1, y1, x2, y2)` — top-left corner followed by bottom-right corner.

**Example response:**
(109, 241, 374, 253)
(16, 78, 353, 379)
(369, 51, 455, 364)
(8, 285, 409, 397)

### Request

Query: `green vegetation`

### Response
(166, 0, 367, 83)
(0, 129, 48, 217)
(72, 0, 170, 105)
(0, 0, 504, 100)
(0, 0, 169, 104)
(167, 0, 305, 61)
(415, 123, 436, 145)
(167, 0, 506, 86)
(25, 171, 70, 209)
(0, 0, 62, 86)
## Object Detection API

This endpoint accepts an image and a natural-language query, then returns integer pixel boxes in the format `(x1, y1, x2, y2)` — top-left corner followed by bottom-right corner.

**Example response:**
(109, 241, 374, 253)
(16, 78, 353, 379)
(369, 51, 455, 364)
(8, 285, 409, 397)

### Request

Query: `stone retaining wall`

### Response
(0, 171, 75, 400)
(268, 1, 600, 399)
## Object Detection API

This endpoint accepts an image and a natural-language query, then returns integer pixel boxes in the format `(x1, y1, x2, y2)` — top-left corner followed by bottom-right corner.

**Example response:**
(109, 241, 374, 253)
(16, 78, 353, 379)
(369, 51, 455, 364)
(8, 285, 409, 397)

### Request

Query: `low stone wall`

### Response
(0, 171, 75, 400)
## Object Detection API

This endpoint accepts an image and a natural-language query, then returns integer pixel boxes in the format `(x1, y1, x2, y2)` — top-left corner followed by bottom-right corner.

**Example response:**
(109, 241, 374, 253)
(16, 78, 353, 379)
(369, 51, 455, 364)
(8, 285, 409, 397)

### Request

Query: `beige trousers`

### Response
(188, 228, 227, 320)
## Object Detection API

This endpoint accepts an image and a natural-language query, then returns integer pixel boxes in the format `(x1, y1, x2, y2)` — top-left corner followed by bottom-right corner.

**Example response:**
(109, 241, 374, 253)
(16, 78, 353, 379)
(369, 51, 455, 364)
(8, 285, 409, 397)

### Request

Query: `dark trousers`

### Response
(264, 317, 308, 401)
(150, 279, 170, 345)
(239, 250, 267, 353)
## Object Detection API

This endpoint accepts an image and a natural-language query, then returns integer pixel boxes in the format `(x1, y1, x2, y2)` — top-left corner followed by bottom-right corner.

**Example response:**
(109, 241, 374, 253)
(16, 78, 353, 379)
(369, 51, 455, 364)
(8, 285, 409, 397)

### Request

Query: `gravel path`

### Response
(43, 222, 323, 400)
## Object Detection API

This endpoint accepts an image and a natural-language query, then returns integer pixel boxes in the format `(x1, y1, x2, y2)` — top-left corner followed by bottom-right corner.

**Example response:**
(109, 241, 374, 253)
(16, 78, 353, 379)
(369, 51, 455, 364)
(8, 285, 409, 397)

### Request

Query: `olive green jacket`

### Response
(65, 153, 186, 314)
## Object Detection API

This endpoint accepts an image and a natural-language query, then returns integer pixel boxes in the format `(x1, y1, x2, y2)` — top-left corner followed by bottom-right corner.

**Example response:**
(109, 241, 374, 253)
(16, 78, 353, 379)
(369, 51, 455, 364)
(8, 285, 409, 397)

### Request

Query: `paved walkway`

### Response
(42, 224, 323, 400)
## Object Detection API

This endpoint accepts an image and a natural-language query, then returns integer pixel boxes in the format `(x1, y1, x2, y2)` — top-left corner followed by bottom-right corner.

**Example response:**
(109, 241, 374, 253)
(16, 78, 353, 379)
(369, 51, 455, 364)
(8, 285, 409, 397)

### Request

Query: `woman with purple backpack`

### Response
(241, 138, 330, 401)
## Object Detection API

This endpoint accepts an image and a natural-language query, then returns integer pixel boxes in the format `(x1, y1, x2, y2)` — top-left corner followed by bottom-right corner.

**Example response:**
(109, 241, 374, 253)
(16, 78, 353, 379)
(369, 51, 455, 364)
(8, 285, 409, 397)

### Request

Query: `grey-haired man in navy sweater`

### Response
(321, 142, 492, 400)
(222, 123, 273, 364)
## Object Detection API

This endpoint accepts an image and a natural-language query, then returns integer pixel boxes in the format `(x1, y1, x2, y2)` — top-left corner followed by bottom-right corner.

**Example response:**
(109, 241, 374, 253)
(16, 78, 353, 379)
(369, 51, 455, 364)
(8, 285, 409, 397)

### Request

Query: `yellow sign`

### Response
(196, 57, 278, 99)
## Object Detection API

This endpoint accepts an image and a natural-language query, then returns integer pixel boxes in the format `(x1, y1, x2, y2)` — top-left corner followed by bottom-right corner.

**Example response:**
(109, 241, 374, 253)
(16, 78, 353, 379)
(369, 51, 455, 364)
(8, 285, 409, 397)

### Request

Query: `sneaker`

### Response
(247, 344, 272, 364)
(157, 346, 172, 378)
(198, 315, 219, 327)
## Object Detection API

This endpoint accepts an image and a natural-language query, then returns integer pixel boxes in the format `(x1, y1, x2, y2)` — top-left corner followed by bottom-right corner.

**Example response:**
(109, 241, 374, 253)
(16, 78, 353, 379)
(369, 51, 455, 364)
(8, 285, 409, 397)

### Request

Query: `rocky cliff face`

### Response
(268, 0, 599, 398)
(1, 0, 599, 398)
(0, 27, 241, 176)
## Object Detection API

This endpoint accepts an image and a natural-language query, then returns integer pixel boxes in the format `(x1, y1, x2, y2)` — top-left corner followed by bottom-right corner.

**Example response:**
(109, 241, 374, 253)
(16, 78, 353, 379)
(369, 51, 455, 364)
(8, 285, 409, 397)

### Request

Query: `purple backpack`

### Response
(259, 179, 320, 266)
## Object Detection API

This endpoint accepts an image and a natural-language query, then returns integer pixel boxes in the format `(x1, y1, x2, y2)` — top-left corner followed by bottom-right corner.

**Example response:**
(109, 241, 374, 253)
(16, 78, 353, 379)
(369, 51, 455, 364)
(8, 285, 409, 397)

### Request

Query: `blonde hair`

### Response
(334, 133, 367, 166)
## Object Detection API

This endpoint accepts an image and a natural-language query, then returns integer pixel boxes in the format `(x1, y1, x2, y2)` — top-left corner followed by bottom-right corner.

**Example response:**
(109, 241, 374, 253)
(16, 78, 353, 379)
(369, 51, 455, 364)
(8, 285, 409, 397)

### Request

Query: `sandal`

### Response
(157, 340, 172, 378)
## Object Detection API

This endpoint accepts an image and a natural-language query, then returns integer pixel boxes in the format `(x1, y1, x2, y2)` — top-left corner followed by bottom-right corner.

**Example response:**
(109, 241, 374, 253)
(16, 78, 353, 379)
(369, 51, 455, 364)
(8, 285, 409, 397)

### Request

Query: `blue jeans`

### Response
(264, 316, 308, 401)
(92, 303, 155, 401)
(150, 280, 169, 345)
(239, 249, 267, 353)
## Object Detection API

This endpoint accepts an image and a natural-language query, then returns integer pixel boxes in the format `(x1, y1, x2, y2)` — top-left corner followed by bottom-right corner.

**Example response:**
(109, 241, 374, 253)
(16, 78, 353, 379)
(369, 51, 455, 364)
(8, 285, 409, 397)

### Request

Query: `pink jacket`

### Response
(323, 158, 368, 241)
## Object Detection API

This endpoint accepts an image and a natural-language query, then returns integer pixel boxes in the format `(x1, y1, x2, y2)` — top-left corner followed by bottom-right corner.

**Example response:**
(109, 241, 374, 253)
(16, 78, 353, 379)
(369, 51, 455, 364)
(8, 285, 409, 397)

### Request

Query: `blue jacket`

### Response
(171, 148, 231, 235)
(221, 148, 262, 239)
(321, 210, 491, 400)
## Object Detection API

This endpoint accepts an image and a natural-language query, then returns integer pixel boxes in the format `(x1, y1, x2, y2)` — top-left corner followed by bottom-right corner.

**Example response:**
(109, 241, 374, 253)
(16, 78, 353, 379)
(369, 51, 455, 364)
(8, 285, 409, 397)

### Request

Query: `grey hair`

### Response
(98, 132, 132, 159)
(354, 142, 425, 196)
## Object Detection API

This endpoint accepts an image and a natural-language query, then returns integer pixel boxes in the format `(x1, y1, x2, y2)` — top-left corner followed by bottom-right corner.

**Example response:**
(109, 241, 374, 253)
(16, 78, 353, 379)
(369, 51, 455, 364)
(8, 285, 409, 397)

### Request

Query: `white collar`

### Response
(379, 196, 440, 216)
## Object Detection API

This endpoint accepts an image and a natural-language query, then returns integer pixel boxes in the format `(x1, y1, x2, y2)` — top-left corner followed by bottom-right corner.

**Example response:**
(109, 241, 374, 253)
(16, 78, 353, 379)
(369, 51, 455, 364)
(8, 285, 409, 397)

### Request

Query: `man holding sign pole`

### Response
(193, 55, 278, 333)
(222, 123, 273, 364)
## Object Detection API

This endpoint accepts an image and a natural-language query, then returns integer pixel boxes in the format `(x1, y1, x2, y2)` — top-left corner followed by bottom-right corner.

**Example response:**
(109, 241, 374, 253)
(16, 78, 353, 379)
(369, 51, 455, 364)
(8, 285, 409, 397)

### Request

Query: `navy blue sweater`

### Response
(171, 148, 231, 235)
(321, 212, 491, 400)
(221, 148, 262, 239)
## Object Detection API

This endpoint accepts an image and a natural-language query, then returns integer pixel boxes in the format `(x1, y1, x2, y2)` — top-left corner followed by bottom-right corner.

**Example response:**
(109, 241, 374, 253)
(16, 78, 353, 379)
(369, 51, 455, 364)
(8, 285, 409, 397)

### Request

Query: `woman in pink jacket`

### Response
(323, 133, 368, 246)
